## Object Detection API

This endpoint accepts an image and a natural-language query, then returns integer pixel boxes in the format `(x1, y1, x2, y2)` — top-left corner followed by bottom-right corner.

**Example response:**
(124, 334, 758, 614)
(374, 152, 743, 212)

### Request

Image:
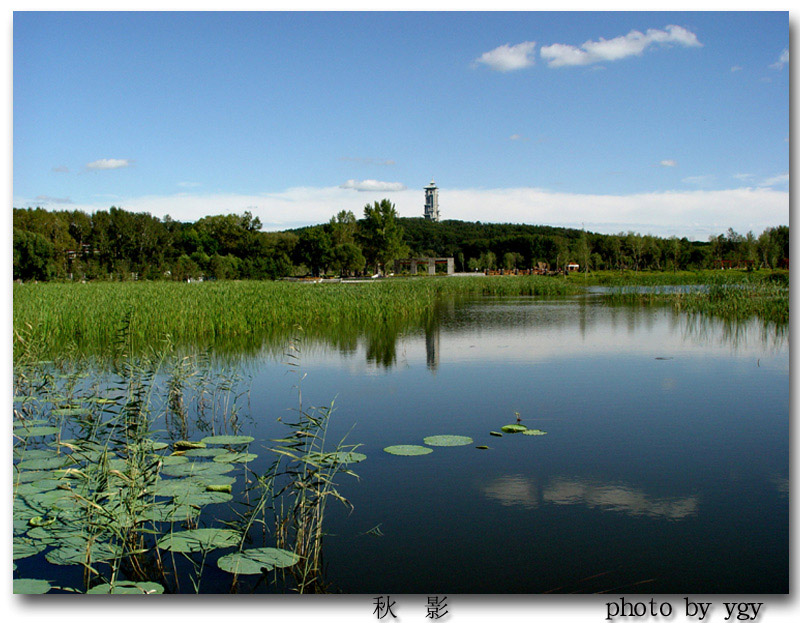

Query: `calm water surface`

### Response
(15, 295, 789, 594)
(239, 296, 789, 594)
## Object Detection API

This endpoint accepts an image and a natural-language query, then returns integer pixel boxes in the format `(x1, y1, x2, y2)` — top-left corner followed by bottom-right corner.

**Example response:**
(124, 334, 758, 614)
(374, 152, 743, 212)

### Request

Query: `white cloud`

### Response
(339, 179, 407, 192)
(760, 172, 789, 187)
(730, 65, 743, 72)
(770, 48, 789, 70)
(660, 159, 677, 167)
(541, 25, 701, 68)
(682, 175, 715, 186)
(30, 184, 786, 241)
(86, 158, 132, 170)
(475, 41, 537, 72)
(33, 195, 73, 205)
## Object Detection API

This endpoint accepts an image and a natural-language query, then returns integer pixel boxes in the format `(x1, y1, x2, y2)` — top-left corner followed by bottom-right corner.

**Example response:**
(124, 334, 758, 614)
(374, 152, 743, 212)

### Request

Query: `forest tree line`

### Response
(12, 200, 789, 281)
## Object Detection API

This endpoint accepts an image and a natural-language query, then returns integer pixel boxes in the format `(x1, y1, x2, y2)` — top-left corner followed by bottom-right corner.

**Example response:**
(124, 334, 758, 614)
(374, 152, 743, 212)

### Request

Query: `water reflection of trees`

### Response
(481, 474, 699, 520)
(57, 295, 788, 370)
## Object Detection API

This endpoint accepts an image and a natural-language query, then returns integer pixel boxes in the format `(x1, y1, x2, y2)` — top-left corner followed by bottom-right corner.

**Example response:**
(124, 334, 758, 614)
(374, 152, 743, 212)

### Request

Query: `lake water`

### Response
(234, 295, 789, 594)
(14, 294, 790, 594)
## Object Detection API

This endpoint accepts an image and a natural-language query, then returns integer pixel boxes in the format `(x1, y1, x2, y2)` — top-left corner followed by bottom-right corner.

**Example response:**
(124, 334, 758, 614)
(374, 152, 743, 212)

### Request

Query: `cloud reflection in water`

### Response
(482, 474, 699, 520)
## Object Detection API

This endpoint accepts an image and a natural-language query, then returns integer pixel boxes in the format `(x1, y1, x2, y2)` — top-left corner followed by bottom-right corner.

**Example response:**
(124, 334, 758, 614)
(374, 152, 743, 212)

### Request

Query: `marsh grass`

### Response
(13, 324, 360, 594)
(13, 276, 580, 358)
(603, 271, 789, 328)
(265, 337, 362, 593)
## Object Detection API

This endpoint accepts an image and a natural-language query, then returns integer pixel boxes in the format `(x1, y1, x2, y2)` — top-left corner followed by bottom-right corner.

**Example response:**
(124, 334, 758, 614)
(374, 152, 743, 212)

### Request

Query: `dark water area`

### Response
(240, 296, 789, 594)
(14, 295, 789, 594)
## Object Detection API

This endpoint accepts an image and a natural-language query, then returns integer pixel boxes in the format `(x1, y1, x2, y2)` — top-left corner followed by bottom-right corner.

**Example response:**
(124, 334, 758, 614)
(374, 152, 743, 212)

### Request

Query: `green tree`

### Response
(359, 199, 409, 274)
(295, 227, 333, 277)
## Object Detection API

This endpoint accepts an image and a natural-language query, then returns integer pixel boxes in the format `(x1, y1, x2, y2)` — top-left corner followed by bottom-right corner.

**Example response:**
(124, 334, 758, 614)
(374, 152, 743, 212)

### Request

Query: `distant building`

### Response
(424, 179, 440, 222)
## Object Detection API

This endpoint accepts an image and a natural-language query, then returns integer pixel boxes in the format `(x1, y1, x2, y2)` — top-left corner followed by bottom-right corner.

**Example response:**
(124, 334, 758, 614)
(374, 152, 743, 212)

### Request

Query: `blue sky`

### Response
(12, 11, 790, 239)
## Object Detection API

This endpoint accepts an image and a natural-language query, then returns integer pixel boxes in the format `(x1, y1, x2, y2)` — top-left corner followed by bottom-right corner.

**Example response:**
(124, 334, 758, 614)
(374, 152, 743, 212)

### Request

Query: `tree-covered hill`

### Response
(12, 203, 788, 281)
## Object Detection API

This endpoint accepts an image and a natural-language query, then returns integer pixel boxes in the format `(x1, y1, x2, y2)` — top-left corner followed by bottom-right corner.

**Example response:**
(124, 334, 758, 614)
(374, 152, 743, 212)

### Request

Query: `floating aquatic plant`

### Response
(383, 445, 433, 456)
(156, 528, 240, 553)
(217, 547, 300, 575)
(423, 435, 473, 447)
(500, 424, 527, 434)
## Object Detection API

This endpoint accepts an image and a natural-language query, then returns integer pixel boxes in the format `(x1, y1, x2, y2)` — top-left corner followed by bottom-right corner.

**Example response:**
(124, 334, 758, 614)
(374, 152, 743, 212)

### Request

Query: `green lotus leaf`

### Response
(500, 424, 528, 434)
(161, 454, 190, 465)
(149, 479, 196, 498)
(383, 445, 433, 456)
(522, 429, 547, 436)
(217, 547, 300, 575)
(423, 435, 474, 447)
(15, 480, 61, 497)
(14, 469, 60, 483)
(14, 418, 49, 428)
(206, 484, 232, 493)
(161, 461, 234, 478)
(200, 435, 255, 445)
(87, 581, 164, 594)
(489, 431, 503, 437)
(27, 515, 56, 527)
(183, 447, 229, 458)
(13, 537, 47, 560)
(16, 426, 62, 438)
(213, 452, 258, 464)
(45, 539, 119, 566)
(17, 455, 75, 471)
(476, 445, 490, 450)
(175, 489, 233, 506)
(157, 528, 240, 553)
(173, 440, 207, 451)
(306, 450, 367, 466)
(51, 408, 90, 416)
(142, 503, 202, 523)
(15, 448, 58, 461)
(185, 474, 237, 488)
(13, 578, 51, 594)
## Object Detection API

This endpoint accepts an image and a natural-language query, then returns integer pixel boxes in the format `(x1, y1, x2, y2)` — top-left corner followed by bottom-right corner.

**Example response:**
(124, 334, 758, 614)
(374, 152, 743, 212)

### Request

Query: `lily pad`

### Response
(17, 454, 75, 471)
(183, 447, 229, 458)
(87, 581, 164, 594)
(161, 454, 190, 466)
(423, 435, 473, 447)
(173, 440, 207, 451)
(213, 451, 258, 464)
(217, 547, 300, 575)
(383, 445, 433, 456)
(161, 461, 234, 477)
(13, 578, 51, 594)
(306, 450, 367, 466)
(13, 538, 47, 560)
(522, 429, 547, 436)
(489, 431, 503, 437)
(51, 408, 90, 417)
(476, 445, 490, 450)
(16, 426, 62, 438)
(157, 528, 240, 553)
(201, 435, 255, 445)
(500, 424, 527, 434)
(45, 539, 119, 566)
(142, 503, 202, 524)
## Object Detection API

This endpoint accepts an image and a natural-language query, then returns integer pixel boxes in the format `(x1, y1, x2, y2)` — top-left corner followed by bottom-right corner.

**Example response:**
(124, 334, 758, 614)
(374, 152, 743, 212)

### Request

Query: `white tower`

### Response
(424, 179, 439, 222)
